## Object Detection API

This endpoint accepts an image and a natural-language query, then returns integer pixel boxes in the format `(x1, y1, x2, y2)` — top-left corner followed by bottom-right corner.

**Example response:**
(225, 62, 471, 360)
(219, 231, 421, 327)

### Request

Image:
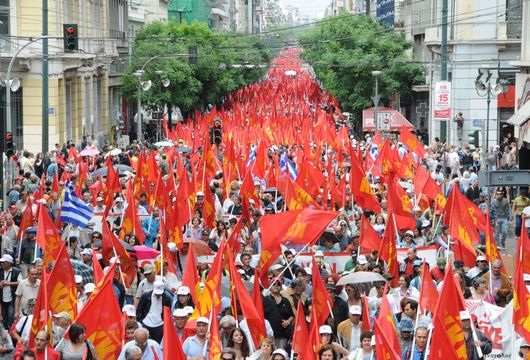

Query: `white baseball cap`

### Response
(524, 273, 530, 282)
(183, 306, 194, 316)
(81, 248, 92, 256)
(349, 305, 362, 315)
(196, 316, 210, 325)
(84, 283, 96, 293)
(0, 254, 13, 263)
(319, 325, 332, 334)
(173, 308, 188, 317)
(74, 275, 83, 284)
(271, 349, 289, 359)
(459, 311, 471, 320)
(122, 304, 136, 317)
(177, 286, 191, 296)
(153, 280, 165, 295)
(357, 255, 368, 265)
(314, 250, 324, 258)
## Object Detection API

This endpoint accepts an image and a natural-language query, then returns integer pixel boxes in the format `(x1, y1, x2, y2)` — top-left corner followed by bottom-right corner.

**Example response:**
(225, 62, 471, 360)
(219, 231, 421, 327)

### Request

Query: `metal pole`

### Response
(485, 88, 491, 208)
(441, 0, 448, 81)
(136, 79, 142, 143)
(42, 0, 49, 153)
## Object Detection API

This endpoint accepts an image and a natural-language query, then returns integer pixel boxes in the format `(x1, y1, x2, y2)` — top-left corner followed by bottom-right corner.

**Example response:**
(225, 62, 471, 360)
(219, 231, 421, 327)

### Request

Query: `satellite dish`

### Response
(162, 79, 170, 88)
(9, 78, 20, 92)
(141, 80, 152, 91)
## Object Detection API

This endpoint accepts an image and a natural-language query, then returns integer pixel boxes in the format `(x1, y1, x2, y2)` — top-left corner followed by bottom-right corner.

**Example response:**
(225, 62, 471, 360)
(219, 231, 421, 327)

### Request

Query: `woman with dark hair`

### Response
(349, 331, 374, 360)
(318, 344, 338, 360)
(56, 323, 98, 359)
(226, 328, 251, 360)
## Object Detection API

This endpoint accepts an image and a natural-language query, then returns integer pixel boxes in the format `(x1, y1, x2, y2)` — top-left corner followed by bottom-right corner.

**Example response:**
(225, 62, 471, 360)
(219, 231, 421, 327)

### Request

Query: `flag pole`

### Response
(469, 316, 484, 358)
(446, 235, 451, 264)
(424, 323, 434, 358)
(112, 247, 128, 292)
(408, 308, 421, 360)
(267, 241, 311, 292)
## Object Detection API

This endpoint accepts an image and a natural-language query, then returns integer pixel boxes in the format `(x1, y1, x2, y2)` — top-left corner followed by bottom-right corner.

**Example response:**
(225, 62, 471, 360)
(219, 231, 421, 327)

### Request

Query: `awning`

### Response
(362, 107, 414, 132)
(507, 100, 530, 127)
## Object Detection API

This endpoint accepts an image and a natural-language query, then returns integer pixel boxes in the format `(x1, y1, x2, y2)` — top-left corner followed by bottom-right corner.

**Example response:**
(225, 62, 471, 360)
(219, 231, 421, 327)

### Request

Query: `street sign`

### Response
(478, 170, 530, 186)
(376, 112, 392, 131)
(472, 119, 483, 127)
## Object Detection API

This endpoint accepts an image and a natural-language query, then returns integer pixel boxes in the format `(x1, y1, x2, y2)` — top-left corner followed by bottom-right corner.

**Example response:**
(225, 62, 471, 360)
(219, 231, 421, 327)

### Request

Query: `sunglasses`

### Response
(222, 357, 234, 360)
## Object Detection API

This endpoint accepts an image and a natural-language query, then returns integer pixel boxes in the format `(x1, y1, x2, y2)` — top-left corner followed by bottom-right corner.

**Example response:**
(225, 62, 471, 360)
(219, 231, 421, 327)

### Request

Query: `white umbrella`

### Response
(153, 140, 174, 147)
(105, 148, 122, 157)
(336, 271, 386, 286)
(79, 146, 99, 157)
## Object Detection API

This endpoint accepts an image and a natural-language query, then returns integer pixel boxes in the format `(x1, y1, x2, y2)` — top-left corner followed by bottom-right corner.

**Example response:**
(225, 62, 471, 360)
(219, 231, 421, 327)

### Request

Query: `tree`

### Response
(299, 14, 425, 129)
(120, 21, 270, 117)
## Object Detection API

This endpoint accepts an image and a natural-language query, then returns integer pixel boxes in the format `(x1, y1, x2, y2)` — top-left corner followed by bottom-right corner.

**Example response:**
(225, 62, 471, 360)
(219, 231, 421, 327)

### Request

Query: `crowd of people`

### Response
(1, 50, 530, 360)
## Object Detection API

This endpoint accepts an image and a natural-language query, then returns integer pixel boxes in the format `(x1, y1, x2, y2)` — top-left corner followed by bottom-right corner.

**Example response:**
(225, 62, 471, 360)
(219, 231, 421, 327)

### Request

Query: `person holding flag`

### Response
(182, 316, 211, 359)
(118, 328, 162, 360)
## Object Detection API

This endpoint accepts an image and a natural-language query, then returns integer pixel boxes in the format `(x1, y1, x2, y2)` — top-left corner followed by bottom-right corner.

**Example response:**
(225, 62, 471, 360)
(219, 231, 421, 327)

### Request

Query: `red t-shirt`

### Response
(33, 347, 60, 360)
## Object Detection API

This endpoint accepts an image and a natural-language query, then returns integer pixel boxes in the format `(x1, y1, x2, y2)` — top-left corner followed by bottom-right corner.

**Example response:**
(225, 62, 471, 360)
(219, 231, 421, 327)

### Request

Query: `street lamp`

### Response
(371, 70, 382, 133)
(154, 70, 170, 141)
(133, 70, 150, 143)
(474, 65, 509, 201)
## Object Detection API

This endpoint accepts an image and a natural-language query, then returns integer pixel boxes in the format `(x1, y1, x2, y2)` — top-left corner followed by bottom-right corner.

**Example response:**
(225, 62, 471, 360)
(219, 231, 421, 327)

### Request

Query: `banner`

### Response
(434, 81, 452, 120)
(466, 300, 515, 359)
(376, 0, 395, 26)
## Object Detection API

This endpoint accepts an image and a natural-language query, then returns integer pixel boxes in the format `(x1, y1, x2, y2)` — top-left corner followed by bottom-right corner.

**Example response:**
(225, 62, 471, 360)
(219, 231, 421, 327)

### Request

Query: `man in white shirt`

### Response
(134, 264, 164, 308)
(118, 328, 162, 360)
(136, 281, 172, 344)
(337, 305, 363, 351)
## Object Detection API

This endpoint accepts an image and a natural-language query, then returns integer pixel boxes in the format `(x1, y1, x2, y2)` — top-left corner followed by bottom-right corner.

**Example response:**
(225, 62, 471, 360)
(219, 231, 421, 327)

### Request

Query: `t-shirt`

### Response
(56, 340, 95, 360)
(15, 278, 40, 317)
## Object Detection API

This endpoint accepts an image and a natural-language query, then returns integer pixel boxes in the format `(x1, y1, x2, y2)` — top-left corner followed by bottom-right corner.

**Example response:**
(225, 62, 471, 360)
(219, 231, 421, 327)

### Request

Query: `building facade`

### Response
(0, 0, 128, 153)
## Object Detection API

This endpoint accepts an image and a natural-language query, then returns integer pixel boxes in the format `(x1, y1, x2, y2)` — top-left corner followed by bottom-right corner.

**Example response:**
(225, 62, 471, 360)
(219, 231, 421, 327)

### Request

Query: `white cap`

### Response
(196, 316, 210, 325)
(177, 286, 191, 296)
(196, 191, 204, 197)
(349, 305, 362, 315)
(167, 242, 177, 252)
(524, 273, 530, 282)
(122, 304, 136, 317)
(314, 250, 324, 258)
(96, 197, 103, 202)
(74, 275, 83, 284)
(96, 253, 103, 260)
(115, 197, 124, 202)
(271, 349, 289, 359)
(459, 310, 471, 320)
(153, 280, 165, 295)
(0, 254, 14, 263)
(110, 256, 121, 265)
(173, 308, 188, 317)
(270, 264, 283, 271)
(304, 267, 312, 275)
(405, 230, 414, 236)
(357, 255, 368, 265)
(84, 283, 95, 293)
(183, 306, 194, 315)
(319, 325, 332, 334)
(81, 248, 92, 256)
(476, 255, 487, 262)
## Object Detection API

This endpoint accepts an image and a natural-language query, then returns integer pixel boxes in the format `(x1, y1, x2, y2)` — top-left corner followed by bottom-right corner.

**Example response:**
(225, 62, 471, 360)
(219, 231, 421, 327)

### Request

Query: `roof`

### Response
(507, 100, 530, 127)
(362, 107, 414, 131)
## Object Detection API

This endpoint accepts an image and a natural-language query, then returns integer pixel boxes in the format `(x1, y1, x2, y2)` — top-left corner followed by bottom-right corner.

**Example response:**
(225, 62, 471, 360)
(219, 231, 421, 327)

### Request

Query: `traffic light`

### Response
(5, 132, 14, 157)
(63, 24, 78, 52)
(468, 130, 480, 148)
(209, 118, 222, 145)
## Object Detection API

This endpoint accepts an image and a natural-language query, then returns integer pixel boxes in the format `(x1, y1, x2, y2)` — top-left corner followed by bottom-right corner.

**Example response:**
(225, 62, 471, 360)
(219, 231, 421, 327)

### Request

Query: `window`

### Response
(0, 0, 9, 46)
(65, 81, 73, 141)
(84, 78, 91, 135)
(506, 0, 522, 38)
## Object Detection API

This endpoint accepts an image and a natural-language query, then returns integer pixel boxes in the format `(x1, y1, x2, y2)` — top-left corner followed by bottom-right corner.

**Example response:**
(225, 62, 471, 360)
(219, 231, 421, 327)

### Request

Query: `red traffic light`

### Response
(66, 27, 75, 34)
(5, 133, 13, 141)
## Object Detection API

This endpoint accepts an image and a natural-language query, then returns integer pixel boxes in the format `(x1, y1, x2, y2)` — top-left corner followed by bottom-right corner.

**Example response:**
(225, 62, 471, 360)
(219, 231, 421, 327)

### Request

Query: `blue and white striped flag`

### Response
(60, 181, 94, 228)
(280, 151, 298, 180)
(246, 145, 257, 168)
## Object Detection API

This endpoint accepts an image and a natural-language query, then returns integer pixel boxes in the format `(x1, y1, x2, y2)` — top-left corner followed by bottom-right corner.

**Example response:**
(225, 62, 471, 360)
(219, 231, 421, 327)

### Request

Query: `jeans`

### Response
(1, 300, 14, 329)
(494, 218, 508, 246)
(515, 215, 522, 237)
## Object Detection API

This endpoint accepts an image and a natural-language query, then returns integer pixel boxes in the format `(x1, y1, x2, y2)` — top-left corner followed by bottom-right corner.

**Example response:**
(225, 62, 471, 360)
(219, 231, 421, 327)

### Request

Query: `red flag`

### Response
(36, 205, 62, 268)
(430, 264, 468, 359)
(399, 126, 426, 157)
(413, 166, 446, 209)
(228, 254, 266, 348)
(514, 225, 530, 343)
(292, 301, 309, 356)
(251, 268, 266, 327)
(17, 198, 34, 240)
(120, 181, 145, 244)
(28, 273, 52, 348)
(209, 311, 222, 360)
(278, 175, 316, 210)
(361, 293, 371, 332)
(359, 214, 381, 251)
(419, 261, 438, 314)
(311, 259, 333, 324)
(163, 306, 186, 360)
(92, 248, 104, 284)
(74, 276, 123, 359)
(181, 244, 200, 304)
(101, 219, 136, 288)
(374, 284, 401, 359)
(349, 150, 381, 213)
(378, 214, 399, 286)
(103, 157, 121, 218)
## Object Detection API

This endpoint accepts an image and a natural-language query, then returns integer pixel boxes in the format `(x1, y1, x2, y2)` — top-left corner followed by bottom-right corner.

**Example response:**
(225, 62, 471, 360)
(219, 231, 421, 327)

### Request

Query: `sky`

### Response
(279, 0, 329, 18)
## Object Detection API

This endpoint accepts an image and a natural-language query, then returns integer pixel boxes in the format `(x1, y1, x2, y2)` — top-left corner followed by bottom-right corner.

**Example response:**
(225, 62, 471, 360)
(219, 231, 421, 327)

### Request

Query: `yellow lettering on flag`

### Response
(435, 194, 447, 208)
(467, 206, 478, 225)
(49, 283, 76, 319)
(400, 195, 412, 212)
(457, 225, 472, 246)
(285, 215, 307, 242)
(359, 177, 373, 195)
(382, 160, 392, 174)
(445, 314, 467, 358)
(89, 325, 122, 360)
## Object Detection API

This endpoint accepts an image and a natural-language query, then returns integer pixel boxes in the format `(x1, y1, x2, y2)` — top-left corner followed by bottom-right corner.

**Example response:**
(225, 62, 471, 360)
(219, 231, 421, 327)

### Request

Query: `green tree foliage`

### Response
(120, 22, 270, 114)
(299, 14, 425, 123)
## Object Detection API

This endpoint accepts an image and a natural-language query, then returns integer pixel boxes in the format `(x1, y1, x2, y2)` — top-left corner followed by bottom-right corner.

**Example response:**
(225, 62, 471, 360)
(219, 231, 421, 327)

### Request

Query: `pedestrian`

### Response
(513, 189, 530, 236)
(460, 310, 492, 359)
(401, 325, 429, 359)
(119, 328, 162, 360)
(136, 280, 172, 343)
(55, 323, 98, 359)
(490, 190, 511, 248)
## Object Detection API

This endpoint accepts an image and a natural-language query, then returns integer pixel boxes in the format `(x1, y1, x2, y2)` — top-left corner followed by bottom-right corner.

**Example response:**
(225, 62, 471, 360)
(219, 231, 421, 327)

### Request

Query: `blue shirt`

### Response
(402, 346, 426, 360)
(182, 335, 209, 359)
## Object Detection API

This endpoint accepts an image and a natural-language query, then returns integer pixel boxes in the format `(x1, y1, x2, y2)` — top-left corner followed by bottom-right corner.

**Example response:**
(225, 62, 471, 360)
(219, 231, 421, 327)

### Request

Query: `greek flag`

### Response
(246, 146, 257, 168)
(60, 181, 94, 228)
(280, 151, 298, 180)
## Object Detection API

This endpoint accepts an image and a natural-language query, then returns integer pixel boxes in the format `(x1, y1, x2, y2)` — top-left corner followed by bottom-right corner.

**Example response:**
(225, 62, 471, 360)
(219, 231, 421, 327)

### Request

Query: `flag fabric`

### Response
(349, 149, 381, 213)
(74, 275, 123, 359)
(361, 293, 371, 332)
(209, 309, 222, 360)
(60, 181, 94, 227)
(399, 126, 426, 157)
(430, 263, 468, 359)
(36, 205, 63, 268)
(413, 165, 446, 209)
(311, 258, 333, 324)
(513, 225, 530, 343)
(120, 180, 146, 244)
(46, 244, 78, 320)
(292, 301, 309, 356)
(29, 273, 51, 348)
(163, 306, 186, 360)
(419, 261, 438, 314)
(280, 151, 298, 180)
(378, 214, 399, 286)
(101, 220, 136, 288)
(374, 284, 401, 359)
(359, 214, 381, 251)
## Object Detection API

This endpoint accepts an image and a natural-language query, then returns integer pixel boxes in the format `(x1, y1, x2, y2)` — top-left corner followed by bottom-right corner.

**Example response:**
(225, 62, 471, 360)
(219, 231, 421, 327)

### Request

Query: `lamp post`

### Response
(154, 70, 170, 141)
(133, 70, 145, 143)
(474, 65, 509, 203)
(371, 70, 382, 134)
